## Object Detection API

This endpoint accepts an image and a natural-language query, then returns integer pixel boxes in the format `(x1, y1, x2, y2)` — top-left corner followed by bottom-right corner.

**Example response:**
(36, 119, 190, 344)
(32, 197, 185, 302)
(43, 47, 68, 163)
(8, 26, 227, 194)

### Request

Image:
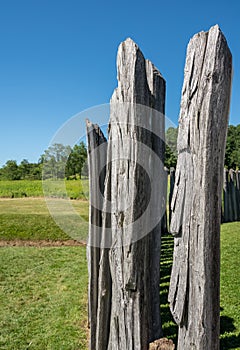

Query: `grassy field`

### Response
(0, 246, 88, 350)
(0, 197, 239, 349)
(220, 222, 240, 349)
(0, 179, 89, 200)
(0, 198, 89, 242)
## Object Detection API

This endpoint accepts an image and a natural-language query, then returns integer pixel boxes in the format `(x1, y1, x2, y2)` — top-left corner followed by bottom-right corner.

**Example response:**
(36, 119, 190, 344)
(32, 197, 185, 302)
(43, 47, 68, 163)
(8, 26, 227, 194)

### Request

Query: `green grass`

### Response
(0, 196, 239, 349)
(0, 198, 89, 241)
(0, 179, 89, 199)
(160, 223, 240, 349)
(0, 246, 88, 350)
(220, 222, 240, 349)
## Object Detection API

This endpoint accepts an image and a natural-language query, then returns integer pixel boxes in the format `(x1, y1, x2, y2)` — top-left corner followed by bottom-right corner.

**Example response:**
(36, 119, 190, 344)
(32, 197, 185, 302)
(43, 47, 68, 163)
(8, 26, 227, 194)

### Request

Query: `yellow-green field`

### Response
(0, 179, 89, 200)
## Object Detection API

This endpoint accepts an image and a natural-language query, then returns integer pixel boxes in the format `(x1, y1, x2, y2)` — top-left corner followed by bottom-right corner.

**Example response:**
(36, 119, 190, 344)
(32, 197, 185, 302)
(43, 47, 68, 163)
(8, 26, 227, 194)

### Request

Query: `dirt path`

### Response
(0, 239, 86, 247)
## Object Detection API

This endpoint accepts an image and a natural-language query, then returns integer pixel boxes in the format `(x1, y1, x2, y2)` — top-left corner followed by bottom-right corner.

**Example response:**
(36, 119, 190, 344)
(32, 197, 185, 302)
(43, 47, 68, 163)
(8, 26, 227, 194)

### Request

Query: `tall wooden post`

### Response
(169, 167, 175, 226)
(168, 25, 232, 350)
(87, 38, 166, 350)
(106, 38, 166, 350)
(223, 168, 230, 222)
(86, 121, 108, 350)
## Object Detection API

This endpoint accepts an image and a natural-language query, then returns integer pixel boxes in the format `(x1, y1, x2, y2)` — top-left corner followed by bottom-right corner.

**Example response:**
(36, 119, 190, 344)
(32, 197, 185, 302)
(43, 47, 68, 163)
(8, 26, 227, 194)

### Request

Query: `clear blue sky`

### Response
(0, 0, 239, 166)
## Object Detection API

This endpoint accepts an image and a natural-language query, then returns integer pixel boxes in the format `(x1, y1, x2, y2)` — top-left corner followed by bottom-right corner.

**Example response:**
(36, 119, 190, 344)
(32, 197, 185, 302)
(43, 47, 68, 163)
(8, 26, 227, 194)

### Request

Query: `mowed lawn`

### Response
(0, 198, 239, 349)
(0, 198, 89, 242)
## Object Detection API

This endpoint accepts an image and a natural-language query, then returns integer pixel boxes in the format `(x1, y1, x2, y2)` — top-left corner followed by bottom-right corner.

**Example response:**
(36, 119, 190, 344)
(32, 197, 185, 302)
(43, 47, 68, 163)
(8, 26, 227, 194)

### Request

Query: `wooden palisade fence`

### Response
(169, 168, 240, 225)
(168, 25, 232, 349)
(86, 24, 233, 350)
(223, 168, 240, 222)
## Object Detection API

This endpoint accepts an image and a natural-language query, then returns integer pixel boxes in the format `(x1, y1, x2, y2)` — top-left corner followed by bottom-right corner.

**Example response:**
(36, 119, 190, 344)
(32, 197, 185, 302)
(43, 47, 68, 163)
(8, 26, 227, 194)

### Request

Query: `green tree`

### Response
(42, 143, 72, 179)
(19, 159, 30, 179)
(225, 124, 240, 169)
(1, 160, 20, 180)
(66, 142, 87, 179)
(165, 127, 178, 169)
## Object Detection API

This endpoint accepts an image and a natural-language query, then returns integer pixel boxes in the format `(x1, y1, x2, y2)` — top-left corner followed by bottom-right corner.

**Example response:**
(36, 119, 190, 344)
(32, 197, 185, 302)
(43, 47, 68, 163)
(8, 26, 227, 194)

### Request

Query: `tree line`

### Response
(0, 142, 88, 180)
(0, 124, 239, 181)
(165, 124, 240, 170)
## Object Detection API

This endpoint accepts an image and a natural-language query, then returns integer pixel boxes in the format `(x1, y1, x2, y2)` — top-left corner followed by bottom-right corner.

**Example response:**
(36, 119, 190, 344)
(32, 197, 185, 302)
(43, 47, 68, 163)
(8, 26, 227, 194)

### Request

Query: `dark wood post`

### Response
(86, 121, 108, 350)
(169, 167, 175, 226)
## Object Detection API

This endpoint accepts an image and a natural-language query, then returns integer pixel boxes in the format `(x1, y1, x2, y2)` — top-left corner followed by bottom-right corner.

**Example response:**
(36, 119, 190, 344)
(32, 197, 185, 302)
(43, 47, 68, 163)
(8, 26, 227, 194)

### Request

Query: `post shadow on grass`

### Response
(160, 234, 178, 345)
(220, 312, 240, 350)
(160, 236, 240, 350)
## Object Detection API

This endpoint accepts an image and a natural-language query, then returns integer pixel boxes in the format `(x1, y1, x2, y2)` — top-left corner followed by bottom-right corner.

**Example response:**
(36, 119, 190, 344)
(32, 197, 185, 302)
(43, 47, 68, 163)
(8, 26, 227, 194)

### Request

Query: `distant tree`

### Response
(1, 160, 20, 180)
(29, 163, 42, 180)
(165, 127, 178, 169)
(225, 124, 240, 169)
(18, 160, 42, 180)
(19, 159, 30, 179)
(81, 160, 89, 178)
(42, 143, 72, 179)
(66, 142, 87, 179)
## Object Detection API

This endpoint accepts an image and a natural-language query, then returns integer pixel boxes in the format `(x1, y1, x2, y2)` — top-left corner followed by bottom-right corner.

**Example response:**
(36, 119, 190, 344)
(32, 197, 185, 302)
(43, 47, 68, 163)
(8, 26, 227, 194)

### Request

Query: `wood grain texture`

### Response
(107, 38, 166, 350)
(169, 168, 175, 226)
(88, 38, 166, 350)
(168, 25, 232, 350)
(86, 120, 108, 350)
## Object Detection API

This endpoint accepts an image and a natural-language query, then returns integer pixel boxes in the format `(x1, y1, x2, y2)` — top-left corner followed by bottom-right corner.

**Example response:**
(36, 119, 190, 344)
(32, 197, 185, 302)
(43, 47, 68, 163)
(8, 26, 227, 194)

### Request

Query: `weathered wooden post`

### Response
(169, 167, 175, 226)
(161, 167, 169, 234)
(236, 171, 240, 220)
(168, 25, 232, 349)
(86, 121, 108, 349)
(223, 168, 230, 222)
(229, 169, 239, 221)
(87, 38, 166, 350)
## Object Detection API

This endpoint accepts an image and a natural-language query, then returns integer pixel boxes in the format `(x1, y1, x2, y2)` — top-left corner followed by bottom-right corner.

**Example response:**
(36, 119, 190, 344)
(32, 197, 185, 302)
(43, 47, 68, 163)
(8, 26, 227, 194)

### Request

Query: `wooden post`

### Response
(236, 171, 240, 220)
(87, 38, 166, 350)
(106, 38, 166, 349)
(168, 25, 232, 350)
(86, 121, 108, 350)
(229, 169, 239, 221)
(223, 168, 230, 222)
(169, 167, 175, 226)
(161, 167, 169, 234)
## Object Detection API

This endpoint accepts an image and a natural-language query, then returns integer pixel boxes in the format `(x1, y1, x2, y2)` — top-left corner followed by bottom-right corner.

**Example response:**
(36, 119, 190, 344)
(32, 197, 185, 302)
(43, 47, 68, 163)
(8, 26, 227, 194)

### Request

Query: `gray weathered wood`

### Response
(86, 121, 108, 350)
(223, 168, 230, 222)
(229, 169, 239, 221)
(93, 38, 166, 350)
(161, 167, 169, 233)
(169, 167, 175, 226)
(168, 25, 232, 350)
(236, 171, 240, 220)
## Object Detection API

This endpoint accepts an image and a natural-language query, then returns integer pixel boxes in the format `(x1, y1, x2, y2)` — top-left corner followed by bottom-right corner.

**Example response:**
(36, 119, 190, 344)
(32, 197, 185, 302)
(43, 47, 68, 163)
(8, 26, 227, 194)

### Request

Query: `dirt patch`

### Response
(0, 239, 86, 247)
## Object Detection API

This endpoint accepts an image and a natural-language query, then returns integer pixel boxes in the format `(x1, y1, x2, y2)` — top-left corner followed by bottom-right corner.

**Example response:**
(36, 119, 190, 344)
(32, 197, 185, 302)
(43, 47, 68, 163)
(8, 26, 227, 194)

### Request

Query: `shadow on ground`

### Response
(160, 234, 240, 350)
(220, 314, 240, 350)
(160, 234, 178, 345)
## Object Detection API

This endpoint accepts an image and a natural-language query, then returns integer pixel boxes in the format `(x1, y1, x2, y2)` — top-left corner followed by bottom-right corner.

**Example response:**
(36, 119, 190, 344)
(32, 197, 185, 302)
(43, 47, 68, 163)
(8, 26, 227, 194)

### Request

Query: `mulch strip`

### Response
(0, 239, 87, 247)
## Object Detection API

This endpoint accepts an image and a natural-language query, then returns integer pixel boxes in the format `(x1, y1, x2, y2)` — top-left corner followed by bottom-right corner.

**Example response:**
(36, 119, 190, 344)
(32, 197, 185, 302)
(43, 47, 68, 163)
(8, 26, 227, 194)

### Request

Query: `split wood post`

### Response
(229, 169, 238, 221)
(106, 38, 166, 350)
(86, 121, 108, 350)
(236, 171, 240, 220)
(169, 167, 175, 226)
(161, 167, 169, 234)
(168, 25, 232, 350)
(87, 38, 166, 350)
(223, 168, 230, 222)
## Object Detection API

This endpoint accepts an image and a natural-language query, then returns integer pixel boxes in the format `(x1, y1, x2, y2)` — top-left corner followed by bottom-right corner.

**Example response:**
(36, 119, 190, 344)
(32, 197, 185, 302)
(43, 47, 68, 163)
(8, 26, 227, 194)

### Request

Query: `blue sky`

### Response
(0, 0, 239, 166)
